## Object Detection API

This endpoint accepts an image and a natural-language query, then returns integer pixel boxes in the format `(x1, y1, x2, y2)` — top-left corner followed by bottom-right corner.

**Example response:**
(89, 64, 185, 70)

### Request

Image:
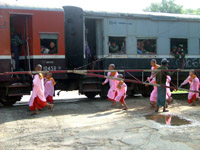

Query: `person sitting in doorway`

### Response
(11, 52, 26, 84)
(11, 29, 24, 70)
(85, 40, 92, 64)
(109, 41, 119, 53)
(48, 42, 57, 54)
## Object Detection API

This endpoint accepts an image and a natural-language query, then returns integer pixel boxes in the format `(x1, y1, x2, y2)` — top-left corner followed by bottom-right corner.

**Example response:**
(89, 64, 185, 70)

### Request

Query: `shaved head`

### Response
(117, 74, 123, 79)
(35, 64, 42, 71)
(109, 64, 115, 70)
(151, 59, 157, 64)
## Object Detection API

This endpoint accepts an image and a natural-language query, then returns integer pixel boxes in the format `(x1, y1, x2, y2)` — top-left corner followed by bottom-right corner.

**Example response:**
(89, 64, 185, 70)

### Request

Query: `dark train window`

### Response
(40, 34, 58, 54)
(170, 38, 188, 55)
(109, 37, 126, 54)
(137, 39, 156, 55)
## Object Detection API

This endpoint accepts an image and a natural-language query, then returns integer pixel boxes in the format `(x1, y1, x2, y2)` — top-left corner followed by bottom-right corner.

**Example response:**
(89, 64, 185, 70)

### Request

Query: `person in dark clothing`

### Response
(11, 30, 24, 70)
(177, 44, 185, 69)
(156, 58, 173, 113)
(48, 42, 57, 54)
(171, 46, 179, 59)
(109, 41, 119, 53)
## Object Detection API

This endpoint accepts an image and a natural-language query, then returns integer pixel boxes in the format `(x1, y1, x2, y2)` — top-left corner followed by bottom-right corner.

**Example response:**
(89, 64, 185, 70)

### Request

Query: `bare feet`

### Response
(123, 107, 128, 110)
(31, 111, 39, 115)
(163, 107, 169, 112)
(155, 106, 159, 113)
(111, 102, 116, 106)
(50, 104, 54, 112)
(192, 103, 196, 106)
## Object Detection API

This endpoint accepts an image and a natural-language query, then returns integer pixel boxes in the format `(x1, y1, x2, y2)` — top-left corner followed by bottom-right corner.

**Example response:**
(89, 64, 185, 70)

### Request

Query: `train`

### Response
(1, 2, 200, 106)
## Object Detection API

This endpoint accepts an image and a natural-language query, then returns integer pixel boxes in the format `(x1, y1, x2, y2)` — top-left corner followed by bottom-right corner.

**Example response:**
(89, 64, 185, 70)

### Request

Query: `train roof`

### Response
(84, 11, 200, 22)
(0, 1, 63, 11)
(1, 1, 200, 22)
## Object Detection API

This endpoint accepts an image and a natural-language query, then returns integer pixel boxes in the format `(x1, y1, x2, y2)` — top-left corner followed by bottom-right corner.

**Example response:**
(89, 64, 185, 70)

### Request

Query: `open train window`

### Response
(109, 37, 126, 54)
(170, 38, 188, 55)
(137, 39, 156, 55)
(40, 33, 58, 54)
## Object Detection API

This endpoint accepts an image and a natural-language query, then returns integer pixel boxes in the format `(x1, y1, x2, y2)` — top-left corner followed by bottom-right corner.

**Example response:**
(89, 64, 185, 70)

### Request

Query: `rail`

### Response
(0, 69, 200, 93)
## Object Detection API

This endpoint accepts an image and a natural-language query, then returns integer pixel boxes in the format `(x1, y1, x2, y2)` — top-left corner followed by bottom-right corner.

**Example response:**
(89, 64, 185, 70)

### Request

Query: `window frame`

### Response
(39, 32, 59, 55)
(170, 38, 188, 55)
(137, 38, 157, 55)
(108, 36, 127, 55)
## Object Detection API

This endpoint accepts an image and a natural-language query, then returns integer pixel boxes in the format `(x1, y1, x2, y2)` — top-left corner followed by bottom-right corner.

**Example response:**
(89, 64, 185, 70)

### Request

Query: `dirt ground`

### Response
(0, 92, 200, 150)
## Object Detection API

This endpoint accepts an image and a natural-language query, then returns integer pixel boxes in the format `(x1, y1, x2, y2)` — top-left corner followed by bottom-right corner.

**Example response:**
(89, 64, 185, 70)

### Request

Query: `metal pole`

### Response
(177, 71, 179, 87)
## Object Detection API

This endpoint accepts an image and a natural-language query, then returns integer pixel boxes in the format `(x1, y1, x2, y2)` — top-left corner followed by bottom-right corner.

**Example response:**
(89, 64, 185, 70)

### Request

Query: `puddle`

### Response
(145, 114, 192, 126)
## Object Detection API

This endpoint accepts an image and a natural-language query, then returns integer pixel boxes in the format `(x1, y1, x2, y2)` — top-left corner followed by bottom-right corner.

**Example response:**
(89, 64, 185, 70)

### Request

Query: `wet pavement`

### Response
(0, 92, 200, 150)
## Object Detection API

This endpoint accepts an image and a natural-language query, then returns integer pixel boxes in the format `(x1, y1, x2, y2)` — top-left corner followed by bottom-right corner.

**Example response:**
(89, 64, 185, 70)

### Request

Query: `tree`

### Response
(144, 0, 183, 14)
(183, 8, 200, 15)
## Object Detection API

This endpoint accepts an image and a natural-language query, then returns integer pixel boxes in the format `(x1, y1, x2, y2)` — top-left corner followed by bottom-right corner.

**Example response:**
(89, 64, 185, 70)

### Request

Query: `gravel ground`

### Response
(0, 92, 200, 150)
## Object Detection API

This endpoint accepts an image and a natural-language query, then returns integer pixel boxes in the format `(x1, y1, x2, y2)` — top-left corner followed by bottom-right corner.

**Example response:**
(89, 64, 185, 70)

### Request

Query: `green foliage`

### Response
(144, 0, 200, 15)
(144, 0, 183, 14)
(183, 8, 200, 15)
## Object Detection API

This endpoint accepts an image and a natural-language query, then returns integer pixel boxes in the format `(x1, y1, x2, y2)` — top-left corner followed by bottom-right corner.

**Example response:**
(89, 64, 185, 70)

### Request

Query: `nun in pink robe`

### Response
(103, 72, 119, 101)
(44, 78, 56, 104)
(114, 81, 127, 103)
(29, 74, 47, 111)
(150, 79, 157, 102)
(166, 76, 172, 100)
(181, 75, 199, 104)
(148, 64, 160, 103)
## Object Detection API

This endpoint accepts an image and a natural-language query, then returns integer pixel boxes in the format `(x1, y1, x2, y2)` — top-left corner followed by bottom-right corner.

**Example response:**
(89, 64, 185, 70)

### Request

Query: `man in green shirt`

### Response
(156, 58, 172, 112)
(109, 41, 119, 53)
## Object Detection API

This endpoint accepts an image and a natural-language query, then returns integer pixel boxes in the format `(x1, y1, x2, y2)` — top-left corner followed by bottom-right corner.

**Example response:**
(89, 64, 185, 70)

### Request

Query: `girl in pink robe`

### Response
(44, 73, 56, 104)
(147, 59, 160, 108)
(166, 76, 173, 105)
(102, 64, 119, 106)
(114, 74, 128, 110)
(180, 71, 199, 105)
(29, 65, 53, 114)
(149, 79, 157, 105)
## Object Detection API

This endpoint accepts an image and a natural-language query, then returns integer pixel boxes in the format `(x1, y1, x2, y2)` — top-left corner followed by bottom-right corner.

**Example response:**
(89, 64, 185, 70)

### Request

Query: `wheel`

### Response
(85, 92, 97, 99)
(0, 96, 21, 106)
(100, 93, 107, 99)
(100, 84, 109, 99)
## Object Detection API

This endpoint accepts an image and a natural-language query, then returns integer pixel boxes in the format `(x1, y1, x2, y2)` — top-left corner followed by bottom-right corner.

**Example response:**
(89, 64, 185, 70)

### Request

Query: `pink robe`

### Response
(29, 74, 47, 111)
(148, 66, 159, 102)
(44, 80, 54, 98)
(150, 79, 157, 102)
(103, 72, 119, 101)
(182, 76, 199, 103)
(44, 80, 55, 103)
(166, 76, 171, 100)
(115, 82, 127, 103)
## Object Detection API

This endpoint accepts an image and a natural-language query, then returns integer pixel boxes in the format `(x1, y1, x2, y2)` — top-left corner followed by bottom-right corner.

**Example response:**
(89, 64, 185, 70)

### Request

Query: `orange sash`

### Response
(38, 73, 43, 79)
(189, 74, 196, 82)
(117, 81, 124, 89)
(154, 64, 160, 70)
(48, 77, 56, 86)
(110, 72, 117, 77)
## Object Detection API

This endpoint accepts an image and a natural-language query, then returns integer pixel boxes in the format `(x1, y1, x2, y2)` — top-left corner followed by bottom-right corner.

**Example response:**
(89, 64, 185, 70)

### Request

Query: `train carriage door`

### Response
(63, 6, 84, 69)
(10, 14, 33, 71)
(85, 18, 103, 69)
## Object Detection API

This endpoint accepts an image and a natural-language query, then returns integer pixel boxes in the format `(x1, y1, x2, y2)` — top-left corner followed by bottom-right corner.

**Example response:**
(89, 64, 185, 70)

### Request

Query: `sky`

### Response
(1, 0, 200, 13)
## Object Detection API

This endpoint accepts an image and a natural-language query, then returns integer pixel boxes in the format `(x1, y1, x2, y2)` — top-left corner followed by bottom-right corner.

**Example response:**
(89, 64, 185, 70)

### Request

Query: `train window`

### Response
(40, 34, 58, 54)
(137, 39, 156, 55)
(109, 37, 126, 54)
(170, 38, 188, 56)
